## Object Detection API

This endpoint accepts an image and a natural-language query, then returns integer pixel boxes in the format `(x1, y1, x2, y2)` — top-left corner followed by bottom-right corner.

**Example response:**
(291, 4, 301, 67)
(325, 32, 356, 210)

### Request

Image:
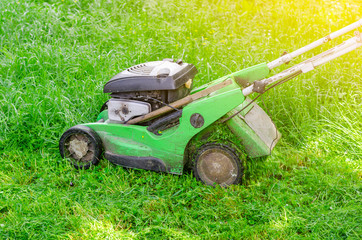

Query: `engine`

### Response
(103, 59, 198, 123)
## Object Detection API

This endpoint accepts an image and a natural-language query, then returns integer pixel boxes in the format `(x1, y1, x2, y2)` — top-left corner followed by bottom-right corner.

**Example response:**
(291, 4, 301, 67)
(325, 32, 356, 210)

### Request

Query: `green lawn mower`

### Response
(59, 19, 362, 187)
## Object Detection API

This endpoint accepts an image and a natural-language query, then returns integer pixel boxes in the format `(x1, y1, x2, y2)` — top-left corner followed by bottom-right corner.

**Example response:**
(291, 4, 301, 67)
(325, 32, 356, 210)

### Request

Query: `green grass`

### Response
(0, 0, 361, 239)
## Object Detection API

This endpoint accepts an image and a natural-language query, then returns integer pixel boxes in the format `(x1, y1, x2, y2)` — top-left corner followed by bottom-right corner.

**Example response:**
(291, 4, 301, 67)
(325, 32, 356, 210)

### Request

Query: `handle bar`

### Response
(243, 21, 362, 97)
(267, 19, 362, 70)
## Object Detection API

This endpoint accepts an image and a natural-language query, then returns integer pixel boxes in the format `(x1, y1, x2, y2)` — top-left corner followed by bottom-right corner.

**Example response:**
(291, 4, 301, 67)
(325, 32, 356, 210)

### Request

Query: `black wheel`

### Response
(59, 125, 102, 170)
(193, 143, 244, 187)
(100, 100, 109, 112)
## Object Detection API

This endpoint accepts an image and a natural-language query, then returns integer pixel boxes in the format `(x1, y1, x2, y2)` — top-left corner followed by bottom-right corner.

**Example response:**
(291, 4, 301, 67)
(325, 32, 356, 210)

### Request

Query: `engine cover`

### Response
(104, 59, 197, 93)
(108, 99, 151, 123)
(103, 59, 198, 110)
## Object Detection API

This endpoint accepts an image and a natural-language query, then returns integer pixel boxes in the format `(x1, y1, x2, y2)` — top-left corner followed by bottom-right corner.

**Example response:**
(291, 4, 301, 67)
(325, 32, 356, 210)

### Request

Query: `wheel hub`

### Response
(68, 136, 89, 160)
(197, 148, 238, 186)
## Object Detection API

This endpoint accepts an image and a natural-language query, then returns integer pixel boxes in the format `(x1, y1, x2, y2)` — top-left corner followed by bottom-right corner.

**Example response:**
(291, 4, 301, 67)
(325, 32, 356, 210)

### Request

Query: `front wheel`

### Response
(59, 125, 102, 169)
(193, 143, 244, 187)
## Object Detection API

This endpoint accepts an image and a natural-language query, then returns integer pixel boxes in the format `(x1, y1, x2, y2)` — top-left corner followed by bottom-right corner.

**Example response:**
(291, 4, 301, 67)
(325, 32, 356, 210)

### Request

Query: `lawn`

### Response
(0, 0, 361, 239)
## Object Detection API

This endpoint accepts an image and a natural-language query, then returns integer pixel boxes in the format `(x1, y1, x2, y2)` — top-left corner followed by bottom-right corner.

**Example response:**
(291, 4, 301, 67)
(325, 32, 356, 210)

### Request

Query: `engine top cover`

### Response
(103, 59, 197, 93)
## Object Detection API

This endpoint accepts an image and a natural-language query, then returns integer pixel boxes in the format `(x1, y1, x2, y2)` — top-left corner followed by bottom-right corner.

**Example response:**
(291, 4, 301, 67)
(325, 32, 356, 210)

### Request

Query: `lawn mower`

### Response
(59, 19, 362, 187)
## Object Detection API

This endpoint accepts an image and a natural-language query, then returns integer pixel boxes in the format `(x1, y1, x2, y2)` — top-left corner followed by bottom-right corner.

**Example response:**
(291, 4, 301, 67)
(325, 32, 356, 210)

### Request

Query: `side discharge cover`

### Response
(226, 99, 281, 158)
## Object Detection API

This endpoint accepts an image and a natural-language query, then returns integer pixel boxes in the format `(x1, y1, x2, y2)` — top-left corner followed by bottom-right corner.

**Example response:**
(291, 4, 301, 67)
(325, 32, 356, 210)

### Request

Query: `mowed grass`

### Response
(0, 0, 361, 239)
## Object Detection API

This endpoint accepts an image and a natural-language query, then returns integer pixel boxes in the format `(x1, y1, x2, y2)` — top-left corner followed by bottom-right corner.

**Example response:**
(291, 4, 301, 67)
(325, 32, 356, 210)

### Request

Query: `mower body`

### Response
(79, 62, 280, 175)
(59, 19, 362, 185)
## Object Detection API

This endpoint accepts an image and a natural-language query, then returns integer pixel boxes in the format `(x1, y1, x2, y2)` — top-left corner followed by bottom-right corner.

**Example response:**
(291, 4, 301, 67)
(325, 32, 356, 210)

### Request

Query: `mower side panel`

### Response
(105, 152, 167, 172)
(86, 85, 245, 174)
(226, 99, 281, 158)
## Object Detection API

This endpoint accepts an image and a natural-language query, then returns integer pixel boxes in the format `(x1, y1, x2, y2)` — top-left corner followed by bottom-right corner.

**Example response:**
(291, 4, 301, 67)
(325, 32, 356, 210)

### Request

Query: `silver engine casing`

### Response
(108, 98, 151, 123)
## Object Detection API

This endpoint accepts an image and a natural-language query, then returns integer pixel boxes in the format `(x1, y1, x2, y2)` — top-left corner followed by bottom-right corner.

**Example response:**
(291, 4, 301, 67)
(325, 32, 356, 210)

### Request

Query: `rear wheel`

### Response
(193, 143, 243, 187)
(59, 125, 102, 169)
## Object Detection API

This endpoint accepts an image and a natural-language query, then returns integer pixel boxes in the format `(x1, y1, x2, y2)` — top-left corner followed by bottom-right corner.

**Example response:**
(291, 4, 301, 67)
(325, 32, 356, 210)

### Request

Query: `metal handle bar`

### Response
(243, 32, 362, 97)
(267, 19, 362, 70)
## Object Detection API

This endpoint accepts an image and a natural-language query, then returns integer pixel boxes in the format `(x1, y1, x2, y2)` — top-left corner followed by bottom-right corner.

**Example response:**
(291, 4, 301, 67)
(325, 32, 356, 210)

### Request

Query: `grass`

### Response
(0, 0, 361, 238)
